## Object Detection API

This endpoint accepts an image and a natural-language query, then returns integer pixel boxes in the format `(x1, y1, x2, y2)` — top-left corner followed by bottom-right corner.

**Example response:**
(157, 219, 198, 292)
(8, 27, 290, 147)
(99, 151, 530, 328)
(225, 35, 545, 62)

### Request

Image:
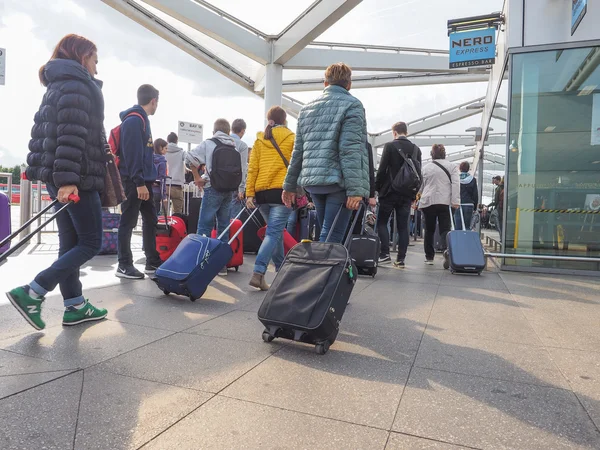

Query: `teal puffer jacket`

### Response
(283, 85, 370, 198)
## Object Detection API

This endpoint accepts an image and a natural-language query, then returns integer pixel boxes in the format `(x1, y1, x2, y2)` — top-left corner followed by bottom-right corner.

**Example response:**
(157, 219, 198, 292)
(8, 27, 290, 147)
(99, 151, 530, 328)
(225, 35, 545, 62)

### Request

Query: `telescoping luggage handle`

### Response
(449, 203, 474, 231)
(0, 194, 80, 264)
(216, 206, 260, 246)
(327, 202, 364, 248)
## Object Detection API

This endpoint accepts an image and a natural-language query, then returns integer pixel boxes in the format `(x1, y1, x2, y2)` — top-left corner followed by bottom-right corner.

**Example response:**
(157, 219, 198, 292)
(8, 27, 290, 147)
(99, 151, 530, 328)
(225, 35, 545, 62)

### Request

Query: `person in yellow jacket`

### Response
(246, 106, 295, 290)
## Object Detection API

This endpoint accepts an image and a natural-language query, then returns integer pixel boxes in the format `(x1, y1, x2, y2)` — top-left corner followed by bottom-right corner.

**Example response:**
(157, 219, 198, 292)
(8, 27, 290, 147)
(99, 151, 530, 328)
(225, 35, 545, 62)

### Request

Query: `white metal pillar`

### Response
(264, 63, 283, 118)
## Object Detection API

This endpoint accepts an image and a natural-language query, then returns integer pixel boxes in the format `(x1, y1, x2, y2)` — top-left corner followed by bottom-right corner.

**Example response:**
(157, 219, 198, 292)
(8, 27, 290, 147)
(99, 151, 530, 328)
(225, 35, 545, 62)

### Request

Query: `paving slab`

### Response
(96, 332, 280, 392)
(374, 264, 444, 286)
(515, 302, 600, 352)
(341, 284, 437, 364)
(0, 371, 82, 450)
(0, 370, 75, 400)
(415, 332, 570, 389)
(142, 395, 389, 450)
(184, 310, 267, 343)
(0, 303, 66, 341)
(439, 271, 508, 291)
(548, 348, 600, 429)
(427, 286, 542, 345)
(0, 319, 172, 368)
(394, 367, 600, 449)
(0, 348, 72, 375)
(386, 433, 472, 449)
(48, 287, 238, 332)
(75, 369, 213, 450)
(222, 346, 410, 429)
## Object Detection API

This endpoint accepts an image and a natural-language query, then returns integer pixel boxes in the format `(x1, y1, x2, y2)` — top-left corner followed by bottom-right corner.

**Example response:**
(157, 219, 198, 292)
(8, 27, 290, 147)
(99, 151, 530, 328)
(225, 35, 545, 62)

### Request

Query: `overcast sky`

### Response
(0, 0, 504, 168)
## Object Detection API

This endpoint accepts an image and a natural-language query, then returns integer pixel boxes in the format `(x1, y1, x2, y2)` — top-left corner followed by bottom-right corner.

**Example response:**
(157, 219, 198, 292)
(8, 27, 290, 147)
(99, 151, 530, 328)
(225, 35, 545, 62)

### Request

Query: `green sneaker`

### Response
(62, 300, 107, 326)
(6, 286, 46, 330)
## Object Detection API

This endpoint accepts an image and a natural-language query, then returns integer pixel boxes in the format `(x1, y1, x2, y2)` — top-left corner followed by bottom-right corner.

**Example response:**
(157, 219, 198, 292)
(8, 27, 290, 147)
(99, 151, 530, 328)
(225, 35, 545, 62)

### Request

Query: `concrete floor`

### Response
(0, 239, 599, 449)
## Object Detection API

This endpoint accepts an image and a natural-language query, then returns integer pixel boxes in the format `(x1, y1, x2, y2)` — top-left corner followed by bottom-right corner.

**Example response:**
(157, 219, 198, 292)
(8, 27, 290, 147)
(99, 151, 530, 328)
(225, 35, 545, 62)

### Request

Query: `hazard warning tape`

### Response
(518, 208, 600, 214)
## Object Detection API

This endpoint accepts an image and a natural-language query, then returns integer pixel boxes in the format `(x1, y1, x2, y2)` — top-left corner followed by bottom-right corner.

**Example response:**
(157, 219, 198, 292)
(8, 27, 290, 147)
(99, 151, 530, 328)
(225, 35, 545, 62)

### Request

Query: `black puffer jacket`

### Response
(27, 59, 106, 191)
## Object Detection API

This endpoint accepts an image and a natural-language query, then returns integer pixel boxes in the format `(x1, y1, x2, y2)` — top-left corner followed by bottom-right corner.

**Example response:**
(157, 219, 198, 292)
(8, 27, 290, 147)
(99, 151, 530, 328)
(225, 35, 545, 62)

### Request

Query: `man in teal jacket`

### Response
(282, 63, 370, 243)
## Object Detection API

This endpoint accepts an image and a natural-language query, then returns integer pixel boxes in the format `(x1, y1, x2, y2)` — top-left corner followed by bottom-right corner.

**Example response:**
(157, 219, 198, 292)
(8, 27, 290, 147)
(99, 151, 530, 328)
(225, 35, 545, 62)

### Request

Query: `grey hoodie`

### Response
(186, 131, 241, 192)
(165, 142, 186, 186)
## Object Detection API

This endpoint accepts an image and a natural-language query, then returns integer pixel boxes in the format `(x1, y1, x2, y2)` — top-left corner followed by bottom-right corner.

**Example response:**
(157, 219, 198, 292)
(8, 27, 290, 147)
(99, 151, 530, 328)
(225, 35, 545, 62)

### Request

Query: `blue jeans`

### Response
(454, 204, 474, 231)
(197, 187, 233, 241)
(31, 184, 102, 307)
(286, 209, 298, 237)
(311, 191, 352, 244)
(254, 203, 291, 274)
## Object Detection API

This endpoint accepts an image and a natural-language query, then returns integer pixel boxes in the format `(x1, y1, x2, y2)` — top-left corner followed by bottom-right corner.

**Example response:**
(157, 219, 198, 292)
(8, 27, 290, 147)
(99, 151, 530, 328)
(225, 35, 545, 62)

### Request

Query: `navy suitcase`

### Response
(444, 205, 486, 274)
(298, 208, 320, 241)
(258, 206, 361, 355)
(154, 208, 259, 301)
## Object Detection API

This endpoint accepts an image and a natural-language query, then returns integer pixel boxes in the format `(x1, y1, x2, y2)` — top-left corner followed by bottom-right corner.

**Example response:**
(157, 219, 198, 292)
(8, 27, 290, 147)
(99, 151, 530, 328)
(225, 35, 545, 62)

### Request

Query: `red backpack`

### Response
(108, 112, 146, 167)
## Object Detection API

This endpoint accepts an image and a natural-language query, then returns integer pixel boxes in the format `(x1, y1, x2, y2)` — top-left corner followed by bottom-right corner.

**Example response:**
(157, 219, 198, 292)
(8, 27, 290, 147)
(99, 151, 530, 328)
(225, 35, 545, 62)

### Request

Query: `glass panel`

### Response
(505, 47, 600, 271)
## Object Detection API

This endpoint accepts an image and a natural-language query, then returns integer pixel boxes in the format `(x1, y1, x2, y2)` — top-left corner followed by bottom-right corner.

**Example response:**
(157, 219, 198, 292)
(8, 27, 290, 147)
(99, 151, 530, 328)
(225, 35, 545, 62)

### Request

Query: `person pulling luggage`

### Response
(6, 34, 108, 329)
(246, 106, 295, 291)
(282, 63, 370, 242)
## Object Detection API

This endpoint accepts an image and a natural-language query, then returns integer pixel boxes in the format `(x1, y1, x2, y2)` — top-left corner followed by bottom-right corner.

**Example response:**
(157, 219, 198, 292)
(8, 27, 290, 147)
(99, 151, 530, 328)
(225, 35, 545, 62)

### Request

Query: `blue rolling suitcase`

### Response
(444, 205, 486, 275)
(154, 208, 259, 301)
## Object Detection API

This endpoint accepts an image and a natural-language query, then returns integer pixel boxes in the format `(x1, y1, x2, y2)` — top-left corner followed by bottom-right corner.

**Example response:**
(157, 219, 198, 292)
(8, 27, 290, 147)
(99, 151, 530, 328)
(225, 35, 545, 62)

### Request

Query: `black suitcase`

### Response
(444, 205, 486, 274)
(258, 206, 361, 355)
(348, 205, 380, 277)
(241, 207, 264, 253)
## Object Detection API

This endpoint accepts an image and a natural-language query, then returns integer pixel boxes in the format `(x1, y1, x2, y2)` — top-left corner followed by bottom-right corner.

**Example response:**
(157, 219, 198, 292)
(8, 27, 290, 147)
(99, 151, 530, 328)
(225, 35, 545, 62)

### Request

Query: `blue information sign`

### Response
(572, 0, 587, 35)
(449, 28, 496, 69)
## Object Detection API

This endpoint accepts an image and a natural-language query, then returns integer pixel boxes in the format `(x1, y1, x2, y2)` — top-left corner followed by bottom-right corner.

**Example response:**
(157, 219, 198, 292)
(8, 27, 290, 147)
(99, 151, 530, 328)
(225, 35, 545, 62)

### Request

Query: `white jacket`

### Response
(418, 159, 460, 209)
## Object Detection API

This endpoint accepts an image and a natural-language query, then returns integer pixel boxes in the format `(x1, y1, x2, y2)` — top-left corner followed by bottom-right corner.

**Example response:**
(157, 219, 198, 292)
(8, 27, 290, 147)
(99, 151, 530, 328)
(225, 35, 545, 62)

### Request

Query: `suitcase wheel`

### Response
(189, 295, 197, 302)
(234, 266, 239, 272)
(443, 251, 450, 270)
(315, 341, 330, 355)
(162, 290, 170, 296)
(262, 331, 274, 343)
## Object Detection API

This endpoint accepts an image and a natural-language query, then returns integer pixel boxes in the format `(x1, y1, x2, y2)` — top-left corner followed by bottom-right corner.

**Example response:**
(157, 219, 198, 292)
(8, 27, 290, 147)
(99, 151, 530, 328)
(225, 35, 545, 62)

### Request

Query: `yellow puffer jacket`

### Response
(246, 126, 295, 198)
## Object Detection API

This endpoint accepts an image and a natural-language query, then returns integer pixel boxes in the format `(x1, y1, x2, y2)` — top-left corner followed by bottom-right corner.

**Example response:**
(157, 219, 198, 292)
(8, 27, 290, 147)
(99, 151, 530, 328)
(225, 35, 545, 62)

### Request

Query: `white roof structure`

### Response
(102, 0, 506, 174)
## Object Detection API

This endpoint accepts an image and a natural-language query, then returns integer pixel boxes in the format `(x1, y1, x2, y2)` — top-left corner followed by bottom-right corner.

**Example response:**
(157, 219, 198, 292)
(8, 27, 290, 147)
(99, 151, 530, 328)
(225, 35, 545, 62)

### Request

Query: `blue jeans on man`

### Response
(254, 203, 292, 274)
(230, 192, 244, 220)
(197, 187, 233, 241)
(310, 190, 352, 244)
(31, 183, 103, 308)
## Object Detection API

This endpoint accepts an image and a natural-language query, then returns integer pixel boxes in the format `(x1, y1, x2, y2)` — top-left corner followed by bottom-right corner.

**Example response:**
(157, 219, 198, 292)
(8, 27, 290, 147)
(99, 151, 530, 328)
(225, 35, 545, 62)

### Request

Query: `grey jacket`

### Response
(231, 133, 249, 193)
(283, 85, 370, 198)
(186, 131, 240, 192)
(165, 143, 186, 187)
(418, 159, 460, 209)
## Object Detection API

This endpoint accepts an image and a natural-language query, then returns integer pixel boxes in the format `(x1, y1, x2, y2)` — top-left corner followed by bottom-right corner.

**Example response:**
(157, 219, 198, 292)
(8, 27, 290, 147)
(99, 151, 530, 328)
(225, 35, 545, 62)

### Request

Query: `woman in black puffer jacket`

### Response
(6, 34, 108, 330)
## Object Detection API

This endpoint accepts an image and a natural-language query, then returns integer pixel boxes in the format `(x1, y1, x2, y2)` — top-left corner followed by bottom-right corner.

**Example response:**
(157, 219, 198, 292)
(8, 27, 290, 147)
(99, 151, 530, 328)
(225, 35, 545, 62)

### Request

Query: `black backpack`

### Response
(209, 138, 242, 192)
(391, 144, 421, 197)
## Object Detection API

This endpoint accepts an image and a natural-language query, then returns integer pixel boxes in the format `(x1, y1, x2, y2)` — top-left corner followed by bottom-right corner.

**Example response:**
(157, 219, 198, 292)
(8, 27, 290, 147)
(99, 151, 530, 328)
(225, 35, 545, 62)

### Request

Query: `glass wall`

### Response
(506, 45, 600, 271)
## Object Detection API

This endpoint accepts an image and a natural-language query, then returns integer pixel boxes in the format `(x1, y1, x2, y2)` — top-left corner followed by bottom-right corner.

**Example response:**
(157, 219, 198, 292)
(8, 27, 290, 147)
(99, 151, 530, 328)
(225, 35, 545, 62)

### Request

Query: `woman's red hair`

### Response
(39, 34, 97, 86)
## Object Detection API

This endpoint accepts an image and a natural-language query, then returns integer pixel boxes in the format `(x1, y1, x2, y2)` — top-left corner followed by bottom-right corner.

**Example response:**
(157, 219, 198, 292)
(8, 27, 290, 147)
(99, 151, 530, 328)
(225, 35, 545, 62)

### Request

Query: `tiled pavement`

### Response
(1, 240, 600, 449)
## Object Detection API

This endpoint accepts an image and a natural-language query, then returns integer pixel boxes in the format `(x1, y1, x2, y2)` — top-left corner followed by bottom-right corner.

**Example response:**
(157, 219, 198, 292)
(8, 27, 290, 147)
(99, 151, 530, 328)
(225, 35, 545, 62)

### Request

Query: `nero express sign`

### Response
(449, 28, 496, 69)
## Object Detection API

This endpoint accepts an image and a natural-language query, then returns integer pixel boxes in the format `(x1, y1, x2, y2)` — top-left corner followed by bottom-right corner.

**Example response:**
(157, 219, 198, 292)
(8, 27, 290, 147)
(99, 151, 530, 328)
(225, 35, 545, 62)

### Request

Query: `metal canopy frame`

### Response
(103, 0, 500, 168)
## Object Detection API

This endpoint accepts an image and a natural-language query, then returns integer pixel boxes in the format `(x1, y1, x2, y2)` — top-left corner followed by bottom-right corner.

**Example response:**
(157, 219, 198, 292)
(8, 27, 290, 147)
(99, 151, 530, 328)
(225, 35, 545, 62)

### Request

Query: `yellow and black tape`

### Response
(518, 208, 600, 214)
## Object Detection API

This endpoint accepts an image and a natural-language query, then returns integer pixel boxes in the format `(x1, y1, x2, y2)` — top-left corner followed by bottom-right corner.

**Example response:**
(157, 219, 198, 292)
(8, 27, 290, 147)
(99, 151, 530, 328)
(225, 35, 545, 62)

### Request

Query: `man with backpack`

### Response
(186, 119, 242, 275)
(375, 121, 422, 268)
(114, 84, 163, 279)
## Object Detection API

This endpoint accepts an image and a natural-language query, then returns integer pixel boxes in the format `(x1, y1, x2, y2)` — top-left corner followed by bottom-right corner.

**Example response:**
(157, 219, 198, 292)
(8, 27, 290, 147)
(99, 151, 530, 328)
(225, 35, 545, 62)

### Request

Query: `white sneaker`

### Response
(219, 268, 228, 276)
(425, 259, 434, 265)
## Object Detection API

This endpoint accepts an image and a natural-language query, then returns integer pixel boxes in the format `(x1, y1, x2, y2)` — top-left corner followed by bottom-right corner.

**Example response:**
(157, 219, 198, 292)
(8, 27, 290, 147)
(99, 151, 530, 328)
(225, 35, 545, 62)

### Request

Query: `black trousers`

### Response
(118, 180, 161, 267)
(422, 204, 452, 260)
(377, 197, 412, 261)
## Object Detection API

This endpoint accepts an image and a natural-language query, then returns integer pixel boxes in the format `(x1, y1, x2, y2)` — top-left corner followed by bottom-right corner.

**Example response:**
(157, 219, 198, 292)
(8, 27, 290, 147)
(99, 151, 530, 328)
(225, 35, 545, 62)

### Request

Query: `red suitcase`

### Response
(257, 226, 298, 256)
(156, 216, 187, 261)
(211, 219, 243, 271)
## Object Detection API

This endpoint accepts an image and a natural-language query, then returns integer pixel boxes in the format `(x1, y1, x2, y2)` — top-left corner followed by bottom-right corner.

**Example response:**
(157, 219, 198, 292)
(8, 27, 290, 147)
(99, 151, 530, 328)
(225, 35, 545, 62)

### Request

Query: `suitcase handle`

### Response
(450, 203, 471, 231)
(227, 207, 260, 245)
(326, 202, 364, 248)
(0, 194, 79, 264)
